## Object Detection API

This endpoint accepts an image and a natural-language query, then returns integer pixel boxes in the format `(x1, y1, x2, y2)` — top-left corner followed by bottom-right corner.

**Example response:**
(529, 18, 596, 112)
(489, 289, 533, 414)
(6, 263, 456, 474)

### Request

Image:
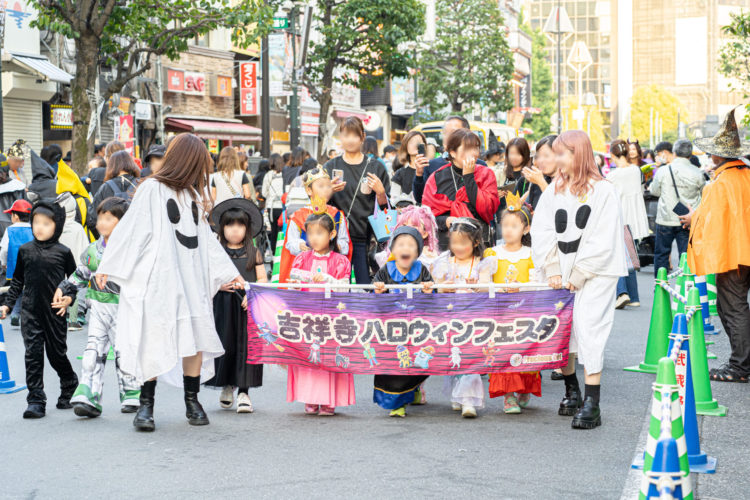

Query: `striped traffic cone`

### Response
(637, 357, 692, 499)
(706, 274, 718, 316)
(693, 276, 717, 336)
(625, 267, 672, 374)
(682, 274, 717, 360)
(686, 288, 726, 417)
(642, 436, 690, 499)
(0, 324, 25, 394)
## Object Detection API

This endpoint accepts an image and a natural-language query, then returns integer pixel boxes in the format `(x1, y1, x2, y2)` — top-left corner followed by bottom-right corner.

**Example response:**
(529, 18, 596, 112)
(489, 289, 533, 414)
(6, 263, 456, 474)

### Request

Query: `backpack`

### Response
(105, 176, 137, 202)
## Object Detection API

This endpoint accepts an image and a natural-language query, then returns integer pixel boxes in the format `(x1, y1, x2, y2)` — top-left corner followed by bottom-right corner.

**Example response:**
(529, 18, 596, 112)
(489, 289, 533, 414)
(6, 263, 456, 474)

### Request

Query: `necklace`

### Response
(453, 255, 475, 280)
(449, 164, 460, 194)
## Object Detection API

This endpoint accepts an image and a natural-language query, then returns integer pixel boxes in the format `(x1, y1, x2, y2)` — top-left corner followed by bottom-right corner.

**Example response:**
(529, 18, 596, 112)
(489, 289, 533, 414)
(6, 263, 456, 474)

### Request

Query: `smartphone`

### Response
(332, 169, 344, 181)
(417, 144, 426, 157)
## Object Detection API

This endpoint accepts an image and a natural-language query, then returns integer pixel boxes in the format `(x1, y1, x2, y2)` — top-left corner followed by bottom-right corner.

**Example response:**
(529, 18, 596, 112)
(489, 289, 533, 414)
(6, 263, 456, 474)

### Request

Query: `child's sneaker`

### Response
(412, 386, 426, 405)
(219, 386, 234, 409)
(517, 393, 531, 408)
(319, 405, 335, 416)
(304, 404, 319, 415)
(389, 406, 406, 418)
(67, 321, 83, 331)
(451, 402, 462, 411)
(504, 395, 521, 414)
(461, 404, 477, 418)
(120, 389, 140, 413)
(236, 393, 253, 413)
(71, 384, 102, 416)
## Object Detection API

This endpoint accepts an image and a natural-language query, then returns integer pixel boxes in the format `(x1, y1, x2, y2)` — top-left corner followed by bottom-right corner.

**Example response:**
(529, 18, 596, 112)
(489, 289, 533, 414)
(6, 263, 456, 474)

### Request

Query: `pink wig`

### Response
(553, 130, 603, 197)
(396, 205, 439, 254)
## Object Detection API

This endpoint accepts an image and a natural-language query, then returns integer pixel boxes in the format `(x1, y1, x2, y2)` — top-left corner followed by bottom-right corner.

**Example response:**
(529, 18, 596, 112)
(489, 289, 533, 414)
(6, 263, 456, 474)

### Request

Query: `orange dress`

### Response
(483, 246, 542, 398)
(688, 160, 750, 276)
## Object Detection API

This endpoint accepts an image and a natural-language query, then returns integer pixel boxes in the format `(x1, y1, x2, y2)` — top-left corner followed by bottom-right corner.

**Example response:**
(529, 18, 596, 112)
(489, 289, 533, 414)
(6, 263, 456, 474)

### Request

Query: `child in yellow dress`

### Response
(484, 193, 541, 414)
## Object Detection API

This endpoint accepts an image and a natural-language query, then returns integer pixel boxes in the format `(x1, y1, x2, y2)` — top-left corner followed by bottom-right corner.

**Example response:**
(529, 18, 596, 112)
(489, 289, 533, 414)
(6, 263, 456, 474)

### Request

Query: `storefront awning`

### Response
(3, 51, 73, 84)
(165, 118, 262, 141)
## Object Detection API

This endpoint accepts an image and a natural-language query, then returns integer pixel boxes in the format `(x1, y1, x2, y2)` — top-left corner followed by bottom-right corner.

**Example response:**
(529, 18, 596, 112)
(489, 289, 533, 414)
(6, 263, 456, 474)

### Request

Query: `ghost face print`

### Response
(555, 202, 592, 254)
(167, 198, 199, 249)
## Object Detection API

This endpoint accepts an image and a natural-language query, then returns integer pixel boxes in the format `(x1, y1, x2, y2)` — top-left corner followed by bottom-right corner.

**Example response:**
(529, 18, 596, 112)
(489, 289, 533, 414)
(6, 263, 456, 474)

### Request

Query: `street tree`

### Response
(30, 0, 270, 174)
(623, 85, 687, 144)
(521, 23, 555, 140)
(719, 11, 750, 126)
(300, 0, 425, 161)
(417, 0, 514, 117)
(561, 96, 607, 152)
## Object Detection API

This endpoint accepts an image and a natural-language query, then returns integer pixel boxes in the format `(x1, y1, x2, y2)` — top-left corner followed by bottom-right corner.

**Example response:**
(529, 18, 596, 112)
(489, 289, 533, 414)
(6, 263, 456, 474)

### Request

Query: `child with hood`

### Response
(0, 200, 79, 419)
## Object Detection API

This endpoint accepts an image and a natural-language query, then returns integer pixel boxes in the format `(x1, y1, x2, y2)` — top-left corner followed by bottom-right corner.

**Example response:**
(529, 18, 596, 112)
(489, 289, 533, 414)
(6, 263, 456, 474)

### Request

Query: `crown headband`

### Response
(504, 192, 531, 225)
(309, 194, 337, 227)
(450, 217, 478, 230)
(303, 167, 329, 188)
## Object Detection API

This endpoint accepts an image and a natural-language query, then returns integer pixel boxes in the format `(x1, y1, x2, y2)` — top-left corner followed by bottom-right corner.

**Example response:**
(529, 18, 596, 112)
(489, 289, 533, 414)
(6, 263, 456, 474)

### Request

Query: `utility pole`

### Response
(0, 4, 6, 150)
(556, 0, 561, 135)
(288, 5, 300, 150)
(261, 34, 270, 158)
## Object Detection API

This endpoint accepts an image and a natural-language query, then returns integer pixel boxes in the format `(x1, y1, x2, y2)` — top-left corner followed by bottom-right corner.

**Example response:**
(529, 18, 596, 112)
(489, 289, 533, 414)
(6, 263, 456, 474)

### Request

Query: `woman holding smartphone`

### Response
(324, 117, 390, 284)
(390, 130, 429, 204)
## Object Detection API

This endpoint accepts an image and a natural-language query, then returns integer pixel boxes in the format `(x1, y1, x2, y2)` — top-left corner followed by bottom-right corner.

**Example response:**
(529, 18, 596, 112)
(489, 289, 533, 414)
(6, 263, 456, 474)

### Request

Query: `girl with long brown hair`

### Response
(96, 133, 244, 432)
(210, 146, 254, 203)
(92, 150, 140, 211)
(530, 130, 627, 430)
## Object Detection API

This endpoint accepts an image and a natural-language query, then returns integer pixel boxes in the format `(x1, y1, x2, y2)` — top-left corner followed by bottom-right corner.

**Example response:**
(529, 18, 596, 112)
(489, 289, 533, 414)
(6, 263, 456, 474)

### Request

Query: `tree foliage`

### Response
(521, 22, 555, 140)
(298, 0, 425, 159)
(622, 84, 688, 145)
(417, 0, 514, 116)
(560, 96, 607, 152)
(718, 11, 750, 126)
(29, 0, 271, 173)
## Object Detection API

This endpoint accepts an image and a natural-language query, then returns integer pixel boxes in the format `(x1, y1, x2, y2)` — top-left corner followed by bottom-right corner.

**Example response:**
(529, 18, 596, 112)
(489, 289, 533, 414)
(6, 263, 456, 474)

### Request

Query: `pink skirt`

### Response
(286, 366, 356, 407)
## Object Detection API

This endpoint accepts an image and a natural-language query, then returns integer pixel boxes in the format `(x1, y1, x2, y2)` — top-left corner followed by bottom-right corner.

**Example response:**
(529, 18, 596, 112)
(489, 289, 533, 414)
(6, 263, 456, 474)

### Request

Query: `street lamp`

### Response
(543, 3, 574, 135)
(567, 40, 593, 129)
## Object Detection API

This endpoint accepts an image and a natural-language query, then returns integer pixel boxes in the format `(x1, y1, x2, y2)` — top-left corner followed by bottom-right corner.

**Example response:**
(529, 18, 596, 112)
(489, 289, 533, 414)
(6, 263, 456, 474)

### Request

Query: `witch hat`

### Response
(694, 106, 750, 158)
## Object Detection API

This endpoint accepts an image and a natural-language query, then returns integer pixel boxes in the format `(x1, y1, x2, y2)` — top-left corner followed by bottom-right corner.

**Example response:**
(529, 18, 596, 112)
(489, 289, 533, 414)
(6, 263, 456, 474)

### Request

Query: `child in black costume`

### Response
(372, 226, 433, 417)
(0, 200, 78, 418)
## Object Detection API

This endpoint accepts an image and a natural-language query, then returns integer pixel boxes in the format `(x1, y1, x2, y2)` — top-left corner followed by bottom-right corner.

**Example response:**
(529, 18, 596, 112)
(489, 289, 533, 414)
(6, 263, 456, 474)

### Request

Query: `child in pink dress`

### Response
(287, 212, 355, 415)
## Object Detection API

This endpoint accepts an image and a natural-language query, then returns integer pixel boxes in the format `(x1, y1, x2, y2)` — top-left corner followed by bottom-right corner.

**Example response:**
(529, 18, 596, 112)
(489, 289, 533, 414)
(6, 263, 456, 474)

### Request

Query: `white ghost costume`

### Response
(97, 179, 239, 386)
(531, 180, 627, 374)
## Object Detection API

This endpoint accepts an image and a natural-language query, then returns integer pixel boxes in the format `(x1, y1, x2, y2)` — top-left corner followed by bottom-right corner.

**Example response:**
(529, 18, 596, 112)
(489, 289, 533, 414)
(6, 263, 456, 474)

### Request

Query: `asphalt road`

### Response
(1, 268, 747, 499)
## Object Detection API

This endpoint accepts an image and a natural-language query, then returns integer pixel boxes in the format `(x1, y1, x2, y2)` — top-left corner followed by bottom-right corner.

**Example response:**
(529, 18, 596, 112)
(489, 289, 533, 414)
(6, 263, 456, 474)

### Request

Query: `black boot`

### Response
(550, 371, 564, 381)
(57, 376, 78, 409)
(184, 375, 209, 426)
(133, 380, 156, 432)
(23, 403, 46, 419)
(558, 374, 582, 416)
(572, 396, 601, 429)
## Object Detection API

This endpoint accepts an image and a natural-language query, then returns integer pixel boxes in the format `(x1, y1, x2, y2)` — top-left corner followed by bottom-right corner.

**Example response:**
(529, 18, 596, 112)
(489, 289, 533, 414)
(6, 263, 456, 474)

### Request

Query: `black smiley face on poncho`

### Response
(167, 198, 199, 249)
(555, 205, 592, 254)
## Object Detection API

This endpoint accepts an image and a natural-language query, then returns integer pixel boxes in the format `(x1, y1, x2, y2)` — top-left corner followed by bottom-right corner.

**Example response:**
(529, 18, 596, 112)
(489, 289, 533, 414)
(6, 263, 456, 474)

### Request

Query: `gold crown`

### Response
(505, 191, 522, 212)
(303, 167, 329, 188)
(310, 194, 328, 215)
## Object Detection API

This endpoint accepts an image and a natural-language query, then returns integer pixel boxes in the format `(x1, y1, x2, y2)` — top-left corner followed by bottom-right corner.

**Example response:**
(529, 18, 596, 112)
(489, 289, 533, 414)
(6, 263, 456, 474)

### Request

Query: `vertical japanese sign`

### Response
(268, 32, 291, 97)
(118, 115, 135, 154)
(239, 61, 259, 116)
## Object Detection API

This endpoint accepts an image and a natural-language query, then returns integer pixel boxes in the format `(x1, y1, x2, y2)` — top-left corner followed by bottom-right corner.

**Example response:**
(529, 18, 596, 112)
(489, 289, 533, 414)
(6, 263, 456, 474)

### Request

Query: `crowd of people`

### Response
(2, 106, 748, 433)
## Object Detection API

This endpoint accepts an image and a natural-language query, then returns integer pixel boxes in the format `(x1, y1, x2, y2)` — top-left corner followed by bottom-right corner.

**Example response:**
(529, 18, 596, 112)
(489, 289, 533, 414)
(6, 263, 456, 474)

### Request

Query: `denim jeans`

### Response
(617, 269, 640, 302)
(352, 241, 371, 284)
(654, 223, 689, 277)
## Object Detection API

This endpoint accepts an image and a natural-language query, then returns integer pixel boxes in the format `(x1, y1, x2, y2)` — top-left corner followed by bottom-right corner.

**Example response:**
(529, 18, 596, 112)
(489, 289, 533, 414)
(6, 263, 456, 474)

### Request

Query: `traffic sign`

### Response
(273, 17, 288, 29)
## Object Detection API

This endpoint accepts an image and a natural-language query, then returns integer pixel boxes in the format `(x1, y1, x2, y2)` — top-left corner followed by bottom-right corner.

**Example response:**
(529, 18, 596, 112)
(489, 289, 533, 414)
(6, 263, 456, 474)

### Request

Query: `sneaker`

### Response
(615, 294, 630, 309)
(389, 406, 406, 418)
(10, 315, 19, 327)
(517, 393, 531, 408)
(219, 386, 234, 409)
(551, 370, 564, 381)
(319, 405, 336, 416)
(461, 404, 477, 418)
(412, 386, 426, 405)
(629, 301, 641, 307)
(237, 393, 253, 413)
(121, 405, 139, 414)
(304, 404, 319, 415)
(504, 395, 521, 414)
(67, 321, 83, 331)
(451, 402, 462, 411)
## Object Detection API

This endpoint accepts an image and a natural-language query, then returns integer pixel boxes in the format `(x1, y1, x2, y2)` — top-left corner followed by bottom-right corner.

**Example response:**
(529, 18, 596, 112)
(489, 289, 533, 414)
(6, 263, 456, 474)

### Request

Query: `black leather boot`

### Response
(133, 380, 156, 432)
(184, 375, 209, 426)
(558, 378, 582, 416)
(23, 403, 46, 419)
(572, 396, 601, 429)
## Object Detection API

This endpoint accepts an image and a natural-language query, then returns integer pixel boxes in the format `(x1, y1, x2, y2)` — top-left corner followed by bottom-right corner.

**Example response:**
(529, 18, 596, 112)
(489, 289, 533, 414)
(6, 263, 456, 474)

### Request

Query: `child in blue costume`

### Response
(372, 226, 433, 417)
(0, 199, 34, 326)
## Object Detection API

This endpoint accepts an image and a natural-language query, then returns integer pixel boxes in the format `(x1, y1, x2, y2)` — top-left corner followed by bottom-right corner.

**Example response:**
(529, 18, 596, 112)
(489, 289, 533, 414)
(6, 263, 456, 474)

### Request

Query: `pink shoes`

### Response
(304, 404, 319, 415)
(304, 403, 335, 416)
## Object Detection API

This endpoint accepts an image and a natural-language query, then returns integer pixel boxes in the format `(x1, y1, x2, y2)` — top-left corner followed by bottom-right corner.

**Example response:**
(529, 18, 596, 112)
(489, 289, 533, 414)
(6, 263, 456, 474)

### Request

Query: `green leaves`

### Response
(718, 11, 750, 126)
(417, 0, 514, 116)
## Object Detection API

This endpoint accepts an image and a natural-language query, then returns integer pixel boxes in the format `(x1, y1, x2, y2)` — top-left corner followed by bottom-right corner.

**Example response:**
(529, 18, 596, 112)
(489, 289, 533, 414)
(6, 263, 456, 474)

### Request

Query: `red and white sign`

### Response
(118, 115, 135, 154)
(183, 71, 206, 95)
(301, 110, 319, 137)
(166, 69, 184, 92)
(239, 62, 258, 116)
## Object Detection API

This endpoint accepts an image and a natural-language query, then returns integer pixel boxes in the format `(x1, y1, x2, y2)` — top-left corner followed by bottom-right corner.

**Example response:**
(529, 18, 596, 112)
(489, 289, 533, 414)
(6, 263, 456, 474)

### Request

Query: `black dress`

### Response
(205, 246, 264, 390)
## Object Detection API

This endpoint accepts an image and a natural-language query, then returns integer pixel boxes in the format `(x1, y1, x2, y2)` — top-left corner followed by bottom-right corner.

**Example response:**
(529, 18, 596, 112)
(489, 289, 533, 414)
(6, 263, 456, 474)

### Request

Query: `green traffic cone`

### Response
(687, 287, 727, 417)
(639, 357, 693, 500)
(625, 267, 672, 373)
(706, 273, 718, 316)
(679, 252, 689, 273)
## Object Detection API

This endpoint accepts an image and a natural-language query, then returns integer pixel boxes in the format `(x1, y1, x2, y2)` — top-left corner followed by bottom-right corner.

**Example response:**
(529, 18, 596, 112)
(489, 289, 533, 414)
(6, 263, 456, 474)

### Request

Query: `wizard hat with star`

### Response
(694, 106, 750, 158)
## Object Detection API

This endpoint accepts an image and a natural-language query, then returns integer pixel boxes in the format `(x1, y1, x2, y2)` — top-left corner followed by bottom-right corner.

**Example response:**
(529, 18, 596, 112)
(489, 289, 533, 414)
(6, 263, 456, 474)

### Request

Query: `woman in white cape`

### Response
(96, 134, 243, 432)
(531, 130, 627, 430)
